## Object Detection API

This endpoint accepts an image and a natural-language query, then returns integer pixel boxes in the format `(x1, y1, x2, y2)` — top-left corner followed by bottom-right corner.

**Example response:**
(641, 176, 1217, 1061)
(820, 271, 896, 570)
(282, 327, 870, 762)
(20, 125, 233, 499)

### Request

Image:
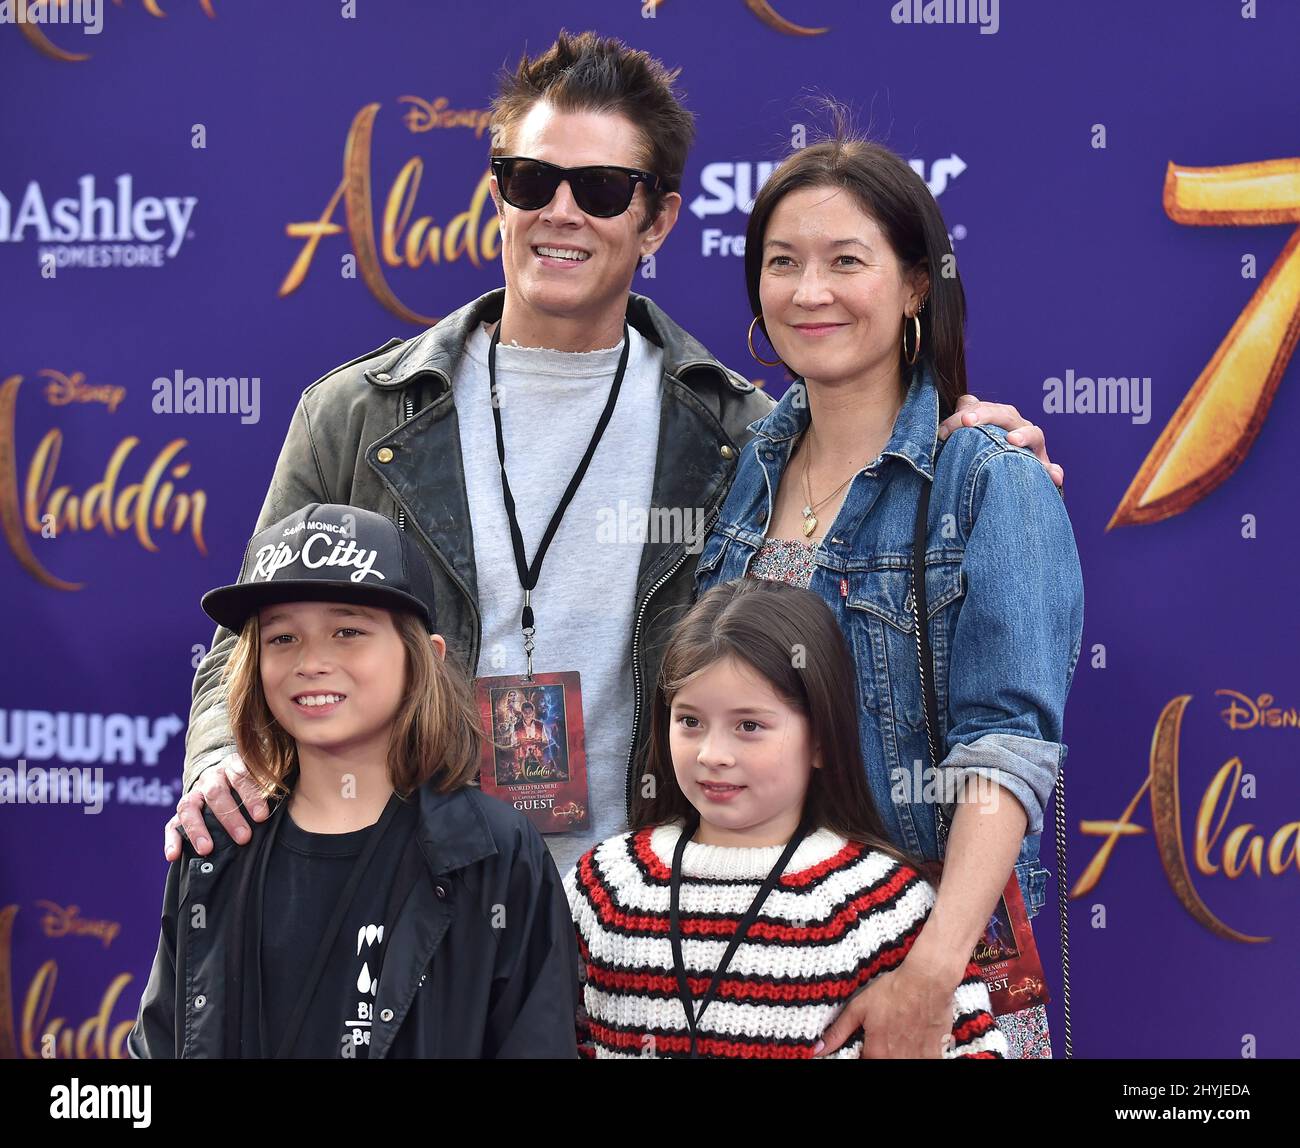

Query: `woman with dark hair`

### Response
(694, 131, 1085, 1058)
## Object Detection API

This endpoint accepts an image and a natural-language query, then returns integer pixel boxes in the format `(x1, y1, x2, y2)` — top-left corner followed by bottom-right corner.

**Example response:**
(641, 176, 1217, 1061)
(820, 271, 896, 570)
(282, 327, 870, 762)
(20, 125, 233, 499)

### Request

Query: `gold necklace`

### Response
(799, 430, 866, 539)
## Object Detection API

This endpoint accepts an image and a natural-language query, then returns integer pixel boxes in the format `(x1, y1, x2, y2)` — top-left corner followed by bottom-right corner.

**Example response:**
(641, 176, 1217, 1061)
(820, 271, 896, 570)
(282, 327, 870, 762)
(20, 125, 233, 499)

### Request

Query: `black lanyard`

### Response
(668, 813, 813, 1059)
(259, 792, 410, 1059)
(488, 320, 630, 679)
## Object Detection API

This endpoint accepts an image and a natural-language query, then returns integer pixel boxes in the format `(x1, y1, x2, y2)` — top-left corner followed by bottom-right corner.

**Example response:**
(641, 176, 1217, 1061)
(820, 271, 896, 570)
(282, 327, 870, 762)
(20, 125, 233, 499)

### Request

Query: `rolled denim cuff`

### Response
(939, 732, 1063, 836)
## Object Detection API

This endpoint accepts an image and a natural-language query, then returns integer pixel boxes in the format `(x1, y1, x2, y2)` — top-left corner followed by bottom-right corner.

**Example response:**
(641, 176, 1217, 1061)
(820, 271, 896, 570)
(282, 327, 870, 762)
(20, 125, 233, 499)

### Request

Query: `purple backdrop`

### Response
(3, 0, 1297, 1059)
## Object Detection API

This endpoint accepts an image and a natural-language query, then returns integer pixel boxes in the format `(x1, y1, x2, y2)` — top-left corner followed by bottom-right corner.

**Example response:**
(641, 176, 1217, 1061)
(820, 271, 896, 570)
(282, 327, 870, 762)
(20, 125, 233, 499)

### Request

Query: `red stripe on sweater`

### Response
(783, 840, 875, 886)
(588, 1020, 819, 1059)
(582, 924, 916, 1003)
(577, 847, 672, 935)
(580, 847, 922, 943)
(952, 1009, 1000, 1045)
(631, 827, 877, 889)
(586, 962, 861, 1002)
(589, 1018, 1000, 1060)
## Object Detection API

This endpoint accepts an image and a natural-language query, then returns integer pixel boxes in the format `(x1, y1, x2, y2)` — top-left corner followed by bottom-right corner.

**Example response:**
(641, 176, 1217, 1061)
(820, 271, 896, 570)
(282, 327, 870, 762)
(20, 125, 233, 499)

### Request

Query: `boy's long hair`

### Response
(222, 607, 483, 800)
(633, 578, 933, 876)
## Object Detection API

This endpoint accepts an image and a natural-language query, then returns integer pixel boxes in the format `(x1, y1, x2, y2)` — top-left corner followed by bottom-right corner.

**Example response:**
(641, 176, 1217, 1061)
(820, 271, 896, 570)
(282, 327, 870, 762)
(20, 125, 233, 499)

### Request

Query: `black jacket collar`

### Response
(412, 784, 497, 874)
(200, 778, 498, 878)
(360, 287, 752, 395)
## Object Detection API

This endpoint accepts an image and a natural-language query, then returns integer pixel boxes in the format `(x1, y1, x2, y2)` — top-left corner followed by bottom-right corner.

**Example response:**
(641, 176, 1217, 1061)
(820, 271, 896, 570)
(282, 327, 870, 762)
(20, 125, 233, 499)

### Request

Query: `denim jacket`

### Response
(694, 365, 1084, 919)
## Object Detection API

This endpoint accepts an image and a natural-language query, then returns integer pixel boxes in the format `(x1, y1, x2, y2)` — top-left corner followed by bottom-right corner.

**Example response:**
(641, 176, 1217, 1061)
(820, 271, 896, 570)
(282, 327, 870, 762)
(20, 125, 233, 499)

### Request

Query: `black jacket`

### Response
(182, 289, 776, 830)
(129, 783, 580, 1058)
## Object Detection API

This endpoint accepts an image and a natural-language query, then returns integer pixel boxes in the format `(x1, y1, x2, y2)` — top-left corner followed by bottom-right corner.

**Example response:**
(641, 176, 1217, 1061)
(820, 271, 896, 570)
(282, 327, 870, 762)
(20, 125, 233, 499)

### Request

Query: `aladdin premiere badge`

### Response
(471, 321, 629, 833)
(476, 672, 589, 832)
(973, 873, 1051, 1014)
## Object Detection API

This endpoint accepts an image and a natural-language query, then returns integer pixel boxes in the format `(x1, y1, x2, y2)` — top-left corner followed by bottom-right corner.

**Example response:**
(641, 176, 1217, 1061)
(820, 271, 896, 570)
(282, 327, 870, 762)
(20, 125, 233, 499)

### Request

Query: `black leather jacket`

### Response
(129, 783, 580, 1058)
(182, 289, 775, 826)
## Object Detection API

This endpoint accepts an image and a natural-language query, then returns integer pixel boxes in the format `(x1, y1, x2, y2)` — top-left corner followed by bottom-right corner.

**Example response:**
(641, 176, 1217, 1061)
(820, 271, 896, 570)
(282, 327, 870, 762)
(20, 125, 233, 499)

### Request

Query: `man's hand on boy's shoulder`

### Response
(163, 752, 269, 860)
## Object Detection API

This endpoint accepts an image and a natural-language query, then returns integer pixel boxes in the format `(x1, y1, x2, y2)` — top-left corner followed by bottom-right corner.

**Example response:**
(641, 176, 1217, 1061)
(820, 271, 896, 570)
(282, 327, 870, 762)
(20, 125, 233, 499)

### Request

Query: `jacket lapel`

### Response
(367, 871, 453, 1060)
(636, 377, 738, 588)
(360, 287, 749, 613)
(369, 787, 499, 1059)
(361, 293, 507, 615)
(375, 394, 478, 607)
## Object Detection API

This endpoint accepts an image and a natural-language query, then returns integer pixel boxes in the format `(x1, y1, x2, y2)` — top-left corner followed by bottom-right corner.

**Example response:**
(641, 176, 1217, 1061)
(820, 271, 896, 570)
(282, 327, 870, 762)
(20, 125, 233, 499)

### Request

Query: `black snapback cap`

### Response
(201, 503, 438, 634)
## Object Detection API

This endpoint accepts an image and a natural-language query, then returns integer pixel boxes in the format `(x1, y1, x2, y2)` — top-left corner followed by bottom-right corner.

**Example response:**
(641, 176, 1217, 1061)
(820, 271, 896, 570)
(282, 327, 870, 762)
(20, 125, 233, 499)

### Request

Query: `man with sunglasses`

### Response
(167, 32, 1061, 891)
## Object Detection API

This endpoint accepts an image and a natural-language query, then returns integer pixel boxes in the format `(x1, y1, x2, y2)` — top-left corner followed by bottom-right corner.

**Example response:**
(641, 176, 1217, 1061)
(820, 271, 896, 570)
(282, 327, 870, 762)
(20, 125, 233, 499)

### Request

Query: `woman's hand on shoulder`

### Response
(938, 393, 1064, 490)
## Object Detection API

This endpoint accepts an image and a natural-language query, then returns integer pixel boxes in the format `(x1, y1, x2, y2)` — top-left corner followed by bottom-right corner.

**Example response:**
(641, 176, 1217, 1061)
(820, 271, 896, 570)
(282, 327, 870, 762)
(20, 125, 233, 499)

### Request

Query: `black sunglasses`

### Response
(490, 156, 662, 219)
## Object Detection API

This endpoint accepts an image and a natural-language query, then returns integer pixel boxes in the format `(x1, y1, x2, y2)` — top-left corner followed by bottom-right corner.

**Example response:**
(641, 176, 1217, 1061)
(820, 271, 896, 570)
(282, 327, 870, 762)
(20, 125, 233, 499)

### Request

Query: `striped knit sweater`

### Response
(564, 822, 1009, 1059)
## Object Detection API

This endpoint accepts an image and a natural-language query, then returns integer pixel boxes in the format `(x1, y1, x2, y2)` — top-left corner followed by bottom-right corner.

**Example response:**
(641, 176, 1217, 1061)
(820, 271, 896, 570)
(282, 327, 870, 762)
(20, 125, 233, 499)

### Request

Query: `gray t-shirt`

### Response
(453, 321, 664, 877)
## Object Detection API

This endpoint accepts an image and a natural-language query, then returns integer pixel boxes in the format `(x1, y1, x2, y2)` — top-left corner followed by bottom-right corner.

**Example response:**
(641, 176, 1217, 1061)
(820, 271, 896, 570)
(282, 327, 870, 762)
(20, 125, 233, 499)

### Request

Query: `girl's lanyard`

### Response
(668, 813, 813, 1059)
(258, 792, 406, 1059)
(487, 319, 629, 680)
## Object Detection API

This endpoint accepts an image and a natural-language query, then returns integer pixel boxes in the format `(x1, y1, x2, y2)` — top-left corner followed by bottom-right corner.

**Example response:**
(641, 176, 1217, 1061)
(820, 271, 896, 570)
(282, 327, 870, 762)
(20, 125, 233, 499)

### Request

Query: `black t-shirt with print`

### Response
(255, 795, 419, 1059)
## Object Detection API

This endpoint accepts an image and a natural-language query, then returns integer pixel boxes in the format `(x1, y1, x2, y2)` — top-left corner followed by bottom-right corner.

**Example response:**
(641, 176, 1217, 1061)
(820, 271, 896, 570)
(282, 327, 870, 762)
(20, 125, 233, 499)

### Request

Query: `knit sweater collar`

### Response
(647, 821, 849, 881)
(465, 320, 635, 375)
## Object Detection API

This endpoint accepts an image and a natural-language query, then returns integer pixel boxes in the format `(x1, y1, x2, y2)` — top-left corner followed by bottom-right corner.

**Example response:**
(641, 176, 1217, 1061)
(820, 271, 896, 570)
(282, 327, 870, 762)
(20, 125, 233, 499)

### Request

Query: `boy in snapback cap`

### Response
(131, 504, 578, 1059)
(200, 502, 440, 636)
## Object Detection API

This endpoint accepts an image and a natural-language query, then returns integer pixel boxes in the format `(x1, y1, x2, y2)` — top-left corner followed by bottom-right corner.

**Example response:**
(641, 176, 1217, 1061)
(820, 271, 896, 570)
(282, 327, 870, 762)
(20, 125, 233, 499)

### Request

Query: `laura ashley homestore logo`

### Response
(0, 175, 197, 270)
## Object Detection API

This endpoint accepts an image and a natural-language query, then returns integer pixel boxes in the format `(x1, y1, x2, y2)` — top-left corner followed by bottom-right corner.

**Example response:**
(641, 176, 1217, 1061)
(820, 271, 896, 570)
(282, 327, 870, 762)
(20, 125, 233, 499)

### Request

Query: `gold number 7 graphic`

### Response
(1109, 159, 1300, 529)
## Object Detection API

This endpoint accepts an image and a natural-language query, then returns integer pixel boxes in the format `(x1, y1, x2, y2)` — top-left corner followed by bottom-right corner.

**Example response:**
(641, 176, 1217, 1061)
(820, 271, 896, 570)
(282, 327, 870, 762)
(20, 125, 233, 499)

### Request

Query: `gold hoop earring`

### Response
(747, 316, 783, 368)
(902, 312, 922, 366)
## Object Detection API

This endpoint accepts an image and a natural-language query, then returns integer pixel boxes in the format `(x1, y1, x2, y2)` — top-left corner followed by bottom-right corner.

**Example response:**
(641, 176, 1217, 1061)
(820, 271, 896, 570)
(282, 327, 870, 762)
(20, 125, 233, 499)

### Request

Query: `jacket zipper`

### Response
(395, 391, 414, 532)
(622, 506, 721, 824)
